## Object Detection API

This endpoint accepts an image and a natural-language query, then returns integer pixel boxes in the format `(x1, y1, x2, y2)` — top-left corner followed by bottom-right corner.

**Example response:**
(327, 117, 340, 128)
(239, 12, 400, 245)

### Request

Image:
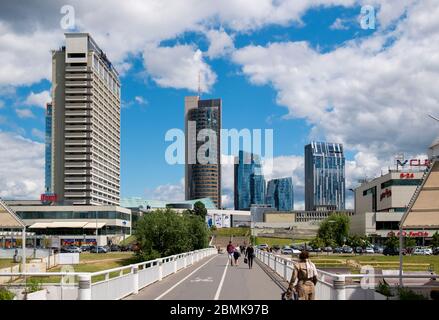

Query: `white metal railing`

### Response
(0, 247, 217, 300)
(255, 249, 438, 300)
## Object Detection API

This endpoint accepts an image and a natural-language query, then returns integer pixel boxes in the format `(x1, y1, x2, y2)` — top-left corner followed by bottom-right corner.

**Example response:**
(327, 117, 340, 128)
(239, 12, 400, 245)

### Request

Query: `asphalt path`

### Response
(125, 253, 284, 300)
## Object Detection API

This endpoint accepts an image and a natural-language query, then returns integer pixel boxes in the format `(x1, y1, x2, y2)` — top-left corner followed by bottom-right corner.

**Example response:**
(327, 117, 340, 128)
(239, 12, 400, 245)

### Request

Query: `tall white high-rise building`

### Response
(49, 33, 121, 205)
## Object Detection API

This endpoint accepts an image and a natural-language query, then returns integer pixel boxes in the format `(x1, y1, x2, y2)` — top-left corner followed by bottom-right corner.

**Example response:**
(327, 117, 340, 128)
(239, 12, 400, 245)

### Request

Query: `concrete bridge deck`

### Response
(125, 253, 284, 300)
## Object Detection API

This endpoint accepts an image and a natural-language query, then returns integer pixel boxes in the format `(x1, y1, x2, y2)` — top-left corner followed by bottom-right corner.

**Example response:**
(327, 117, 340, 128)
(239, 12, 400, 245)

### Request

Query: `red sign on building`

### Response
(40, 193, 57, 203)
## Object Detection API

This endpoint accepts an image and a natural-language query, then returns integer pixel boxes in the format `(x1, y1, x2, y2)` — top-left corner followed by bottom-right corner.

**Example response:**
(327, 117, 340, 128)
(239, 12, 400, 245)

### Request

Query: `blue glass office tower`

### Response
(265, 177, 294, 211)
(234, 151, 265, 210)
(305, 142, 345, 211)
(45, 103, 52, 193)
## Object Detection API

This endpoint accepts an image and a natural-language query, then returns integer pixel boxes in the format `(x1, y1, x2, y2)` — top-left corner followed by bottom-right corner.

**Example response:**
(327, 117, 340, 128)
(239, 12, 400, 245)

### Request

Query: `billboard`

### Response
(214, 214, 222, 228)
(222, 215, 231, 228)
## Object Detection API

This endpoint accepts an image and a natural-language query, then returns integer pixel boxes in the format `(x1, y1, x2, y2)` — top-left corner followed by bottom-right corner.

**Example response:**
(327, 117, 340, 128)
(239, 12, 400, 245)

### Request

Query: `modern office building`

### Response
(185, 96, 221, 208)
(305, 142, 345, 211)
(265, 177, 294, 211)
(234, 151, 265, 210)
(49, 33, 121, 206)
(45, 103, 53, 193)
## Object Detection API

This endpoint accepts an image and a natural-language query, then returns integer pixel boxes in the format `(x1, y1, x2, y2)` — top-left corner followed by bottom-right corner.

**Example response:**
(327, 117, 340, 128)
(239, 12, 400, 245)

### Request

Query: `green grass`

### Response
(0, 259, 17, 269)
(254, 237, 309, 247)
(211, 227, 250, 237)
(24, 256, 137, 284)
(80, 252, 135, 262)
(311, 255, 439, 273)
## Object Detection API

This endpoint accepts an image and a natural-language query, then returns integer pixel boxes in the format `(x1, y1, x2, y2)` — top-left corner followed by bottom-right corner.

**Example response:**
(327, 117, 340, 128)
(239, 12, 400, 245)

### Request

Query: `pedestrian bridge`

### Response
(1, 248, 437, 300)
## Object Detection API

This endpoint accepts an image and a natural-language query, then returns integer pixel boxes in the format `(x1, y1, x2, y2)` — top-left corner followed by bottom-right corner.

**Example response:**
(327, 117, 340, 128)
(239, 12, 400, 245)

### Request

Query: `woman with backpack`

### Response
(233, 248, 241, 266)
(285, 251, 318, 300)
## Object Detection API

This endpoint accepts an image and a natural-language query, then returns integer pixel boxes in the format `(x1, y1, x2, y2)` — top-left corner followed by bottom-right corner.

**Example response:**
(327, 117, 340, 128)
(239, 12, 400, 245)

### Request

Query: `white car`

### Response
(413, 248, 432, 255)
(365, 247, 374, 254)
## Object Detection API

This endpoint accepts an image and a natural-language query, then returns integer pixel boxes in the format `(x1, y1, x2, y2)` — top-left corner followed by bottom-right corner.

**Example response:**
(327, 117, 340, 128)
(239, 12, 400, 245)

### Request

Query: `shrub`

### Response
(25, 278, 42, 293)
(0, 287, 15, 300)
(398, 288, 427, 300)
(430, 289, 439, 300)
(376, 280, 393, 298)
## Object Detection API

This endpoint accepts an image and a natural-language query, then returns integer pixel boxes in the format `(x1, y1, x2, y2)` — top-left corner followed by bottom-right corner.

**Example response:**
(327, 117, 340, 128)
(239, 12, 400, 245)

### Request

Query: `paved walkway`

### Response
(125, 253, 284, 300)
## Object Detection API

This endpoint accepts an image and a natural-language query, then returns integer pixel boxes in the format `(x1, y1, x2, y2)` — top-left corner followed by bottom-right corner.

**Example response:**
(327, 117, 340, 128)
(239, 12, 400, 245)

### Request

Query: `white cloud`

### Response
(15, 109, 34, 118)
(232, 0, 439, 166)
(205, 29, 235, 59)
(0, 131, 44, 199)
(31, 128, 45, 141)
(330, 18, 349, 30)
(144, 178, 185, 201)
(134, 96, 148, 105)
(24, 90, 51, 108)
(143, 44, 217, 93)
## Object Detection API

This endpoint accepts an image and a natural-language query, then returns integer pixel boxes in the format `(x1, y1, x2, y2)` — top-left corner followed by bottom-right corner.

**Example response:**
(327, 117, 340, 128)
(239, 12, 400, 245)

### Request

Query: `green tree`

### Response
(192, 201, 207, 218)
(404, 236, 417, 249)
(135, 209, 192, 261)
(309, 237, 325, 249)
(385, 234, 399, 250)
(431, 231, 439, 248)
(317, 213, 350, 246)
(184, 213, 209, 250)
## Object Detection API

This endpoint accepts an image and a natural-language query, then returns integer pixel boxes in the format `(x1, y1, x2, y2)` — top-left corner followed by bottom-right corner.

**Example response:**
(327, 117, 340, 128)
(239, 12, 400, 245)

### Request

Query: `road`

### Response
(125, 253, 284, 300)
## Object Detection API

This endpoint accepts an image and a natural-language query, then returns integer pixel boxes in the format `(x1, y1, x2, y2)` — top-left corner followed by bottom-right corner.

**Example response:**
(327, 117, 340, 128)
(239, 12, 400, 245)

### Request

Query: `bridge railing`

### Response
(255, 249, 438, 300)
(0, 247, 217, 300)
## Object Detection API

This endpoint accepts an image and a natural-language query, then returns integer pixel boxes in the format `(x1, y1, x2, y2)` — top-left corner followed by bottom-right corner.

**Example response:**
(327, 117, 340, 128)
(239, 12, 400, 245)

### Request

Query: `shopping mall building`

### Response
(351, 141, 439, 243)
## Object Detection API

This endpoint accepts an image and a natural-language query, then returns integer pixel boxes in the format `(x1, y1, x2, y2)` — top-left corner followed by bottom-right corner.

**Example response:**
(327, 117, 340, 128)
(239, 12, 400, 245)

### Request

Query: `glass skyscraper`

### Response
(305, 141, 345, 211)
(234, 151, 265, 210)
(45, 103, 52, 193)
(265, 177, 294, 211)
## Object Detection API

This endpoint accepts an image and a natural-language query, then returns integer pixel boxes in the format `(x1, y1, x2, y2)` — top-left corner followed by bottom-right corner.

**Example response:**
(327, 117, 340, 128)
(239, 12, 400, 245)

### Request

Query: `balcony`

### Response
(65, 66, 89, 72)
(65, 96, 91, 102)
(65, 110, 90, 117)
(65, 103, 89, 109)
(65, 169, 88, 175)
(65, 133, 90, 139)
(66, 81, 90, 87)
(65, 125, 89, 131)
(65, 74, 90, 80)
(65, 147, 88, 153)
(64, 155, 90, 161)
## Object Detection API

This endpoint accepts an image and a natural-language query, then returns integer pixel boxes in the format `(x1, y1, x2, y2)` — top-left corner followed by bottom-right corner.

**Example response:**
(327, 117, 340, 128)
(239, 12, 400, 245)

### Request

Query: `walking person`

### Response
(245, 244, 255, 269)
(286, 251, 318, 300)
(233, 248, 241, 266)
(226, 241, 235, 266)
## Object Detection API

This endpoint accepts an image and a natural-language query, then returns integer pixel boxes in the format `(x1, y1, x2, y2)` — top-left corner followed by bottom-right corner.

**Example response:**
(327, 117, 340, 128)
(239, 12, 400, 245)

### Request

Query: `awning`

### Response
(29, 222, 52, 229)
(28, 222, 87, 228)
(83, 222, 106, 229)
(0, 200, 26, 228)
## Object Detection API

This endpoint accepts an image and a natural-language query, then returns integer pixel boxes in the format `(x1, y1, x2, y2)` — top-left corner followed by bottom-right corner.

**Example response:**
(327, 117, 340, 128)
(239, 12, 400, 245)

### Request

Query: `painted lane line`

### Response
(154, 255, 217, 300)
(213, 257, 229, 300)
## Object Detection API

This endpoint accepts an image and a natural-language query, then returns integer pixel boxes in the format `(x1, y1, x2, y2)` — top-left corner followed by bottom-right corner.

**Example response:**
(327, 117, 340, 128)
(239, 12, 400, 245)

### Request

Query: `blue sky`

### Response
(0, 1, 438, 208)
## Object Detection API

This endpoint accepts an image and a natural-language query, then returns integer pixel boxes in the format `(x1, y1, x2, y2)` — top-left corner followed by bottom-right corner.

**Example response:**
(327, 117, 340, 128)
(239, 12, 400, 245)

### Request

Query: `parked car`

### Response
(333, 247, 343, 254)
(365, 247, 375, 254)
(413, 248, 432, 255)
(383, 247, 407, 256)
(281, 246, 293, 254)
(342, 246, 353, 254)
(355, 246, 363, 254)
(61, 245, 81, 253)
(323, 246, 333, 253)
(80, 245, 91, 252)
(110, 245, 121, 252)
(257, 244, 269, 251)
(120, 245, 131, 252)
(433, 247, 439, 255)
(90, 246, 107, 253)
(312, 247, 322, 253)
(373, 246, 384, 254)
